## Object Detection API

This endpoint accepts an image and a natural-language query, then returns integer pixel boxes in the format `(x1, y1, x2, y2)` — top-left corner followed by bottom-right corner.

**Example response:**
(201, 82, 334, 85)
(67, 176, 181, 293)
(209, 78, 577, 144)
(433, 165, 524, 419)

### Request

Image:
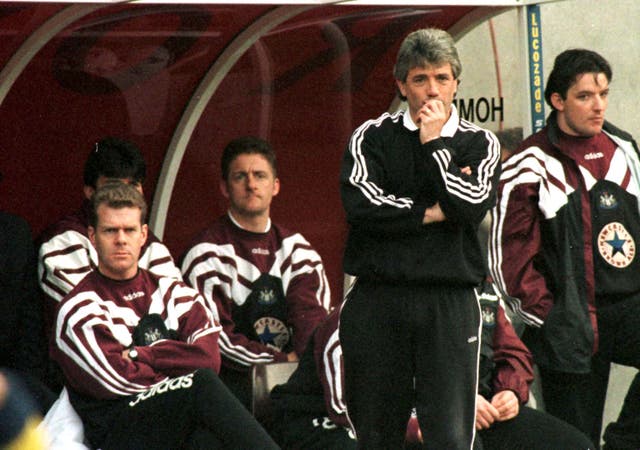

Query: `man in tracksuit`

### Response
(339, 28, 501, 450)
(489, 49, 640, 449)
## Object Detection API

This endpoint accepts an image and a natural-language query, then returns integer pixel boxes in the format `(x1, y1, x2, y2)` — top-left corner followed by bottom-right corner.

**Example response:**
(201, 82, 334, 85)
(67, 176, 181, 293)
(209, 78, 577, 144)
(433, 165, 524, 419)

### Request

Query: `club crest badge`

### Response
(597, 222, 635, 268)
(598, 191, 618, 210)
(481, 304, 496, 328)
(254, 316, 290, 351)
(258, 288, 276, 305)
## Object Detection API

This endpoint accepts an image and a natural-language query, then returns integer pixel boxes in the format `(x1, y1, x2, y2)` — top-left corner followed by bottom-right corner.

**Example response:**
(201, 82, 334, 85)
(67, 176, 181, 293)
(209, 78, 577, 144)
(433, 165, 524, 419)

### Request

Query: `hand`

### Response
(475, 394, 500, 430)
(423, 202, 446, 224)
(491, 390, 519, 422)
(286, 351, 299, 362)
(122, 348, 132, 360)
(418, 99, 447, 144)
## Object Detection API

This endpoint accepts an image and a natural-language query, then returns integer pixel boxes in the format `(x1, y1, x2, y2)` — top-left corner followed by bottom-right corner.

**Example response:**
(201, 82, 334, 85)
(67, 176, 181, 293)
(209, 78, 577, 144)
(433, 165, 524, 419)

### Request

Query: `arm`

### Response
(417, 128, 501, 226)
(340, 114, 430, 236)
(476, 300, 532, 429)
(52, 281, 221, 399)
(126, 280, 221, 377)
(488, 152, 555, 327)
(490, 302, 534, 404)
(282, 235, 330, 357)
(38, 230, 95, 303)
(52, 291, 170, 399)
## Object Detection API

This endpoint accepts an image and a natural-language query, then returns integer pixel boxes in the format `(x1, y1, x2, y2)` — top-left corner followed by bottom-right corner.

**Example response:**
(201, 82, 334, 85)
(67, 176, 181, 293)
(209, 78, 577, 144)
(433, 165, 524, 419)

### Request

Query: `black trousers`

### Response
(537, 295, 640, 450)
(339, 280, 480, 450)
(277, 414, 356, 450)
(83, 369, 279, 450)
(477, 406, 594, 450)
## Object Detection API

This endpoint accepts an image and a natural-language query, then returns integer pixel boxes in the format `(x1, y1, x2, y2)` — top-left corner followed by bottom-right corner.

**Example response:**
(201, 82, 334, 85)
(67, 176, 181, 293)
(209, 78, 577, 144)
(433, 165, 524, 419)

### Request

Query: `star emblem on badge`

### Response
(605, 231, 627, 257)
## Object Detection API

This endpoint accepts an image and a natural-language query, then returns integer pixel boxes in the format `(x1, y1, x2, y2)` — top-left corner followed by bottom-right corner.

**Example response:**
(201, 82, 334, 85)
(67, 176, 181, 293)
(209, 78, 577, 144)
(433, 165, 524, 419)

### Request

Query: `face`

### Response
(396, 63, 458, 124)
(88, 204, 148, 280)
(220, 153, 280, 221)
(552, 72, 609, 137)
(84, 176, 143, 200)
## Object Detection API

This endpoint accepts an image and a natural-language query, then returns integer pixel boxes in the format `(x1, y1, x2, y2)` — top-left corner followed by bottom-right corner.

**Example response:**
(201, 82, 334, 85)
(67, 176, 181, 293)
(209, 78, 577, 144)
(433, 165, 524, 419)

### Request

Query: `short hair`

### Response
(89, 182, 147, 228)
(544, 49, 612, 108)
(83, 137, 146, 188)
(394, 28, 461, 100)
(220, 136, 277, 181)
(494, 127, 523, 153)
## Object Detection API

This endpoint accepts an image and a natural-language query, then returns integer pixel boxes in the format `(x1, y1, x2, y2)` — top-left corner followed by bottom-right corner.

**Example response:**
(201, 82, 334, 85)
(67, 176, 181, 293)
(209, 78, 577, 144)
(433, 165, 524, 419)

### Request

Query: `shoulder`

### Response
(37, 209, 87, 246)
(186, 216, 229, 248)
(501, 128, 551, 167)
(603, 120, 635, 143)
(273, 224, 316, 252)
(350, 110, 405, 141)
(61, 271, 99, 301)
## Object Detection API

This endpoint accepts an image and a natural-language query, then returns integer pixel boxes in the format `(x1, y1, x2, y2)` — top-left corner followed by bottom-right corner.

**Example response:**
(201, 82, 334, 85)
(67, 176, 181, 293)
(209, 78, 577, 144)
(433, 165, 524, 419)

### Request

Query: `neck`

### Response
(228, 211, 270, 233)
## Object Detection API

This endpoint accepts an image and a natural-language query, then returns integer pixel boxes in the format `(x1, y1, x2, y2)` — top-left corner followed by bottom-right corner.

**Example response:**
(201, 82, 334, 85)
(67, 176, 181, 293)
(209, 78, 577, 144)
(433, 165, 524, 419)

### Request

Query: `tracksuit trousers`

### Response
(339, 280, 481, 450)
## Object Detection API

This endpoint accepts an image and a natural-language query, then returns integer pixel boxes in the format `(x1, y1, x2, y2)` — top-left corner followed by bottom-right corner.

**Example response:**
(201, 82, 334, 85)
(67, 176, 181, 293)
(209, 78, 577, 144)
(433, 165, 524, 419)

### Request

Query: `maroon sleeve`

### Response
(489, 154, 555, 327)
(491, 303, 534, 404)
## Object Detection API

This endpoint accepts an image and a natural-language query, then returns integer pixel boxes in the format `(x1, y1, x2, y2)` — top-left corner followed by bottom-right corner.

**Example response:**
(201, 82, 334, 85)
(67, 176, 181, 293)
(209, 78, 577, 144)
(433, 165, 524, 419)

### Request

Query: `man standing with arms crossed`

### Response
(490, 49, 640, 449)
(339, 28, 501, 449)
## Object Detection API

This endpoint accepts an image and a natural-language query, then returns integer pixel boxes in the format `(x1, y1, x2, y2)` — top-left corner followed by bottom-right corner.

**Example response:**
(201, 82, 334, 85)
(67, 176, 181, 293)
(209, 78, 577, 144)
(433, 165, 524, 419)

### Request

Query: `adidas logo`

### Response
(585, 152, 604, 160)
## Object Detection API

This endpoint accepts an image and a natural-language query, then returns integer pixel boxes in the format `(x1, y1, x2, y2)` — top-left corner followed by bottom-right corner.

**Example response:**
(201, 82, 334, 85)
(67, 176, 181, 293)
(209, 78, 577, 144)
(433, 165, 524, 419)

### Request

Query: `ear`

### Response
(140, 223, 148, 246)
(88, 226, 96, 246)
(272, 177, 280, 197)
(219, 179, 229, 199)
(395, 79, 407, 99)
(83, 185, 95, 200)
(550, 92, 565, 111)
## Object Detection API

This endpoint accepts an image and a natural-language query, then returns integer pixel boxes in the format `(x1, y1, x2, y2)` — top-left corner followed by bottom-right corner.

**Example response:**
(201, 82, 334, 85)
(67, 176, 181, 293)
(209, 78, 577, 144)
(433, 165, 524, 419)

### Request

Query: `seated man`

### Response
(270, 284, 595, 450)
(38, 137, 182, 341)
(50, 182, 279, 449)
(182, 136, 330, 407)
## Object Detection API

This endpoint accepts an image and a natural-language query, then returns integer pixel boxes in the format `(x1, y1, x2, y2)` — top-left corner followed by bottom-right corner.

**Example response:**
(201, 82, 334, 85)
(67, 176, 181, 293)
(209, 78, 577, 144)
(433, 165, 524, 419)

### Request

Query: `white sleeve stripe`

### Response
(431, 129, 500, 203)
(218, 331, 274, 365)
(347, 112, 414, 209)
(56, 297, 157, 395)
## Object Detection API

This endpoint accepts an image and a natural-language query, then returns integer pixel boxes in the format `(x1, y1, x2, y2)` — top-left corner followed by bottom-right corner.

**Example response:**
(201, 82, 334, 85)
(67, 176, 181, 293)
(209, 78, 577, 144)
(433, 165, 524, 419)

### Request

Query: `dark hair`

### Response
(89, 182, 147, 228)
(394, 28, 461, 101)
(220, 136, 277, 180)
(494, 127, 523, 152)
(83, 137, 146, 188)
(544, 49, 612, 109)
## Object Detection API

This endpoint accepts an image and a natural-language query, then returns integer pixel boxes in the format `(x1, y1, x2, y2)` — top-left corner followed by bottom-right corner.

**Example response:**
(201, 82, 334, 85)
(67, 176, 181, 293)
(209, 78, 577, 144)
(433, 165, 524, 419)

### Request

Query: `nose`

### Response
(425, 78, 439, 97)
(594, 95, 607, 111)
(115, 229, 127, 243)
(246, 173, 257, 189)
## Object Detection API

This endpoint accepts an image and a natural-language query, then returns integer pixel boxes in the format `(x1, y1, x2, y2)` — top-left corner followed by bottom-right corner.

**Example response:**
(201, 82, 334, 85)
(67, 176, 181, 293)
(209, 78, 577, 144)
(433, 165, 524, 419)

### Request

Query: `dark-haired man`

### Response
(490, 48, 640, 449)
(38, 137, 182, 339)
(182, 136, 330, 408)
